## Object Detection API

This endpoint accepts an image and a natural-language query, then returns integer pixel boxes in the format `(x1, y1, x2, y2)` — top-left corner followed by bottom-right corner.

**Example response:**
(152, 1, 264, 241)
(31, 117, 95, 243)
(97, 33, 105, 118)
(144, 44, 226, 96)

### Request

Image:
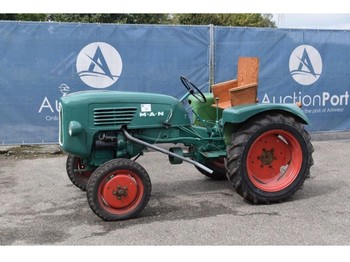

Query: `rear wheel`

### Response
(226, 113, 314, 204)
(87, 158, 151, 221)
(66, 154, 94, 191)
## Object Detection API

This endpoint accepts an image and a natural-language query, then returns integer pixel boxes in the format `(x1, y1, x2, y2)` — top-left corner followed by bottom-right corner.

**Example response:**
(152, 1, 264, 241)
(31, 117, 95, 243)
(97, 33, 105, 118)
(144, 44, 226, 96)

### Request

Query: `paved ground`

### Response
(0, 138, 350, 246)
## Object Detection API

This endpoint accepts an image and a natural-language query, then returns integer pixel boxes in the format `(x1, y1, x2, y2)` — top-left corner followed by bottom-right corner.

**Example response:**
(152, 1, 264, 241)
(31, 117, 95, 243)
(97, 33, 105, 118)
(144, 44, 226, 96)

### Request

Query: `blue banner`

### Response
(1, 22, 350, 144)
(214, 27, 350, 132)
(0, 22, 209, 144)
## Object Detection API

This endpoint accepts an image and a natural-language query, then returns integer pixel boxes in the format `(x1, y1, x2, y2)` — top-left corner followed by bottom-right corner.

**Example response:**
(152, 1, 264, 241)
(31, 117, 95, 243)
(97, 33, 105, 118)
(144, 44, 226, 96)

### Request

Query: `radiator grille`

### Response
(93, 107, 137, 126)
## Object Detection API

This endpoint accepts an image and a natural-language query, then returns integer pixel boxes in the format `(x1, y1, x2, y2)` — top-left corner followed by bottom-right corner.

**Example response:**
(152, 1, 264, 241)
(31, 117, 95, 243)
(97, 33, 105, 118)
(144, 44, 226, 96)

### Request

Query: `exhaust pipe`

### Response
(121, 128, 213, 174)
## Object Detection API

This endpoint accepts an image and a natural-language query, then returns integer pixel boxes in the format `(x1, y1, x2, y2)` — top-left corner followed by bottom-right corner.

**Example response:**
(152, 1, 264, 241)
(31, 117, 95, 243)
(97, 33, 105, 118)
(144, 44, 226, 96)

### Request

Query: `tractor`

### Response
(59, 75, 314, 221)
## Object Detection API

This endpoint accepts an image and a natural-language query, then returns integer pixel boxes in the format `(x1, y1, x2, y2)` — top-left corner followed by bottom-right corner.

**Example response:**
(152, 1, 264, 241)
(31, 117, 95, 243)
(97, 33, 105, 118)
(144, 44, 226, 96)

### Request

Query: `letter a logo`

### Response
(297, 49, 318, 77)
(289, 45, 322, 86)
(76, 42, 123, 89)
(87, 46, 114, 80)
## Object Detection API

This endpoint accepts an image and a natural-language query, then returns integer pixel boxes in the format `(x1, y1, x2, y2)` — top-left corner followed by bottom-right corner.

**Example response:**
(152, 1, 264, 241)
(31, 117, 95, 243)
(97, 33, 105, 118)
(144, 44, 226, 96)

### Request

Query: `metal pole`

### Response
(209, 24, 215, 92)
(122, 128, 213, 174)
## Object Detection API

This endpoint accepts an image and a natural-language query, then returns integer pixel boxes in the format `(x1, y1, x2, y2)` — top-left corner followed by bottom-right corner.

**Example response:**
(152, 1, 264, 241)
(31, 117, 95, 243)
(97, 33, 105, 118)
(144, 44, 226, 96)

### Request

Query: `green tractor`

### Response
(59, 76, 314, 221)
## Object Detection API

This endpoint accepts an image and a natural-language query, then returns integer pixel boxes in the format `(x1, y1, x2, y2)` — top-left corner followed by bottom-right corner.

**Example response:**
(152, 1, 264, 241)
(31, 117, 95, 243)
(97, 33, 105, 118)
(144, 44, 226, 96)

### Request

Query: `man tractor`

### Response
(59, 75, 314, 221)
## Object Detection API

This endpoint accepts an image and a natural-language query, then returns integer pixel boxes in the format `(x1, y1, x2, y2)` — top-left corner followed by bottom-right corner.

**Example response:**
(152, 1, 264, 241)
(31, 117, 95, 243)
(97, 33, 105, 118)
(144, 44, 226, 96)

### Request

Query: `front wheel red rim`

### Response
(246, 129, 303, 192)
(97, 170, 144, 215)
(74, 158, 93, 183)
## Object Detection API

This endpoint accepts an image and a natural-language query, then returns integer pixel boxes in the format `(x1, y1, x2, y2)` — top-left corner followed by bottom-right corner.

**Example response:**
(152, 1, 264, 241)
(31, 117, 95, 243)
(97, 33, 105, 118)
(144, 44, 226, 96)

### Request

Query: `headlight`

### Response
(68, 121, 83, 136)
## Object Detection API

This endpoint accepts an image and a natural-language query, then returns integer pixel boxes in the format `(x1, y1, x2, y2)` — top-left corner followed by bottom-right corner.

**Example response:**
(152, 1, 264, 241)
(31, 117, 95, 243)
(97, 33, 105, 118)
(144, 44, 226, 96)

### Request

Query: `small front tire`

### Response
(66, 154, 94, 191)
(87, 158, 151, 221)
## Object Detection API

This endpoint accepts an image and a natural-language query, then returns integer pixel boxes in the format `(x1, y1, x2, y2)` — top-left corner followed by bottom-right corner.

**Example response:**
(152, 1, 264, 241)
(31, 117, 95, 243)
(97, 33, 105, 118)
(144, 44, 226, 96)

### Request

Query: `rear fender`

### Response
(222, 103, 311, 144)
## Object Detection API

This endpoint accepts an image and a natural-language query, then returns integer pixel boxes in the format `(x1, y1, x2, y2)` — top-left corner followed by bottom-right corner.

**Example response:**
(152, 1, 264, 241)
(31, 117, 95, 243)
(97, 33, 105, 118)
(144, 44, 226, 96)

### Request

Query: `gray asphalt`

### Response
(0, 138, 350, 245)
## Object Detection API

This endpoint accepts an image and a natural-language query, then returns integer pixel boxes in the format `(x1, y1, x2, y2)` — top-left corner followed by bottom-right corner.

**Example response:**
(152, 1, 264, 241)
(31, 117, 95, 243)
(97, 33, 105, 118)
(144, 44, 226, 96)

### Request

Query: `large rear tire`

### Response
(226, 113, 314, 204)
(87, 158, 151, 221)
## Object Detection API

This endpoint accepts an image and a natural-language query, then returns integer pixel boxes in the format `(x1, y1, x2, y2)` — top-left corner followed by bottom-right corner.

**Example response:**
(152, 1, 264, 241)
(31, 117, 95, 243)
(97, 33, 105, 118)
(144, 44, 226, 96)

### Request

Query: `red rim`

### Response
(74, 158, 93, 183)
(246, 129, 303, 192)
(97, 170, 144, 215)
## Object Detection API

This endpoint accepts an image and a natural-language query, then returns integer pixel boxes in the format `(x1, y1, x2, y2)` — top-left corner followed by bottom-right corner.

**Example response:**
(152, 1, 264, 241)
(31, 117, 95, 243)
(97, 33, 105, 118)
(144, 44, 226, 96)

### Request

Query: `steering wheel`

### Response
(180, 76, 207, 103)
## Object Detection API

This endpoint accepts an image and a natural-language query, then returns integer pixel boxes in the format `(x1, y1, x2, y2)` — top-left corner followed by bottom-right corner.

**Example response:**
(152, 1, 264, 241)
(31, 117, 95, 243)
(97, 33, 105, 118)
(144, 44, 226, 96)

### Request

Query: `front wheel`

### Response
(66, 154, 94, 191)
(87, 158, 151, 221)
(226, 113, 314, 204)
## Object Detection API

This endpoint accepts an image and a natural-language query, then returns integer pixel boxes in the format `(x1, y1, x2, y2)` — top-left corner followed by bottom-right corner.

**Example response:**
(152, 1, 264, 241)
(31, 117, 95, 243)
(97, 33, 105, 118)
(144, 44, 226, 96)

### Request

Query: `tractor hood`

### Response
(61, 90, 179, 106)
(59, 90, 191, 157)
(60, 90, 191, 130)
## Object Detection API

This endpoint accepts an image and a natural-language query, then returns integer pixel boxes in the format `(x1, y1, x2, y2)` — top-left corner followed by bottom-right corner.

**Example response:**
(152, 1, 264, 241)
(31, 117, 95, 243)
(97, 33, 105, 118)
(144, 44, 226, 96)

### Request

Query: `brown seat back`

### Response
(237, 57, 259, 87)
(211, 57, 259, 108)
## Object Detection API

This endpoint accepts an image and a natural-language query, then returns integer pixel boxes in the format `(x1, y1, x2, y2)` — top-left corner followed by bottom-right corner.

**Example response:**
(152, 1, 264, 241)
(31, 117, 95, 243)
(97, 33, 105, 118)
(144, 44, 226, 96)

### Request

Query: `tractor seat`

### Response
(211, 57, 259, 109)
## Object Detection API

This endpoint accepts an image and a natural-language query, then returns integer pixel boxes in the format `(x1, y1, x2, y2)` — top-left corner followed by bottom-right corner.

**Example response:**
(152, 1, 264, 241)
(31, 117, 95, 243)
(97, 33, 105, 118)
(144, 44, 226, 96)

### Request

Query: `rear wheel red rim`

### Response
(246, 129, 303, 192)
(97, 170, 144, 215)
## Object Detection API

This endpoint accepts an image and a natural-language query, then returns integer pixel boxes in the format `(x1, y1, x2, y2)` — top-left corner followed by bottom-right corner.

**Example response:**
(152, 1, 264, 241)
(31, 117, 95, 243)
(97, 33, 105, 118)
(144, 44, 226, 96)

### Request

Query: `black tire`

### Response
(196, 158, 227, 180)
(87, 158, 151, 221)
(66, 154, 94, 191)
(226, 113, 314, 204)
